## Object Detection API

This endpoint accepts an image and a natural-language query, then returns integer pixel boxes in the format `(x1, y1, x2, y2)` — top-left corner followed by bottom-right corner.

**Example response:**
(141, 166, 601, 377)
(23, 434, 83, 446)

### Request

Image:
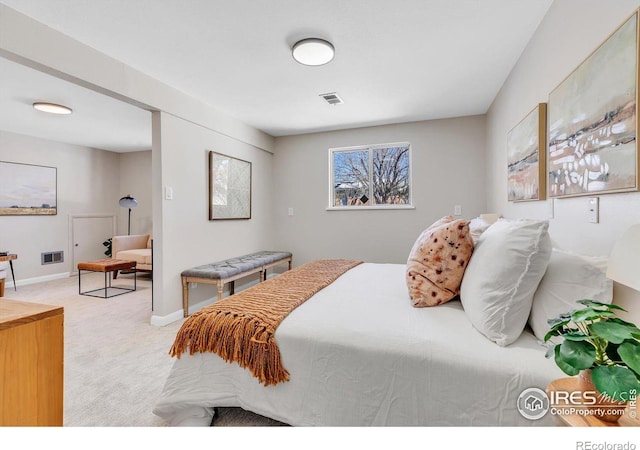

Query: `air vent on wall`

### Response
(319, 92, 344, 105)
(42, 251, 64, 265)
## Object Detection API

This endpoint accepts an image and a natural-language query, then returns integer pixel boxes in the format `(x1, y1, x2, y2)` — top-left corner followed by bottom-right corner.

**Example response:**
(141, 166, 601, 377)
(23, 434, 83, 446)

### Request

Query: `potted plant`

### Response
(544, 299, 640, 422)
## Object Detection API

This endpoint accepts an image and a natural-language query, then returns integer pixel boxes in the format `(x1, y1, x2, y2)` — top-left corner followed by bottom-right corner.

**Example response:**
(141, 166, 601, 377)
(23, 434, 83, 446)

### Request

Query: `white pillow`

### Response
(469, 216, 491, 244)
(528, 248, 613, 342)
(460, 219, 552, 346)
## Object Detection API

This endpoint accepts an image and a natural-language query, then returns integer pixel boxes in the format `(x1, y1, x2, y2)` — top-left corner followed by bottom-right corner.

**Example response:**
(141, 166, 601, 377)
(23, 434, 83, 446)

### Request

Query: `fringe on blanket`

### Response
(169, 259, 363, 386)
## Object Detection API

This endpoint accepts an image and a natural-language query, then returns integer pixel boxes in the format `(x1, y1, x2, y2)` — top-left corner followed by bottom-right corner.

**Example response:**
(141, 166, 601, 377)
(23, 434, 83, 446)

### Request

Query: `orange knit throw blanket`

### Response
(169, 259, 363, 386)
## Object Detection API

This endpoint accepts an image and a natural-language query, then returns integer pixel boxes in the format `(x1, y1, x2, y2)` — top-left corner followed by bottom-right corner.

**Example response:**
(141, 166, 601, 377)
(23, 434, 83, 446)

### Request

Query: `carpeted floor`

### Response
(3, 272, 286, 427)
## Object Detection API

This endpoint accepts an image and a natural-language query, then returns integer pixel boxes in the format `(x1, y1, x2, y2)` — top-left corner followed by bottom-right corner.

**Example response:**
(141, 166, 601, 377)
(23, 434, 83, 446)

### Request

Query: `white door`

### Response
(71, 215, 116, 275)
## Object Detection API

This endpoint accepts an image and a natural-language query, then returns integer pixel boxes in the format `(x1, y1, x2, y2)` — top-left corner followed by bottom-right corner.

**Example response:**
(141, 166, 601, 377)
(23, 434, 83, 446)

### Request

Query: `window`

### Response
(329, 142, 412, 209)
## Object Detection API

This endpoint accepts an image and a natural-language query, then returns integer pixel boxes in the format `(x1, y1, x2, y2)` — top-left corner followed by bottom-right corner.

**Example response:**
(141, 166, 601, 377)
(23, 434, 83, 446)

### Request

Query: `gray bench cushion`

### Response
(181, 251, 292, 279)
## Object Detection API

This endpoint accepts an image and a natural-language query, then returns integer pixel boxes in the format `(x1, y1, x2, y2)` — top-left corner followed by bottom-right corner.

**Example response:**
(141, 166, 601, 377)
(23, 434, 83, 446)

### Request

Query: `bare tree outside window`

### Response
(330, 143, 411, 208)
(333, 150, 370, 206)
(372, 146, 410, 204)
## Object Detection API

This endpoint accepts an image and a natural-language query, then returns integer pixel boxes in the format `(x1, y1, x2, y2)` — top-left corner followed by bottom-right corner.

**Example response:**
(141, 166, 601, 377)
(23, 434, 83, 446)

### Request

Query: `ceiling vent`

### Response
(319, 92, 344, 105)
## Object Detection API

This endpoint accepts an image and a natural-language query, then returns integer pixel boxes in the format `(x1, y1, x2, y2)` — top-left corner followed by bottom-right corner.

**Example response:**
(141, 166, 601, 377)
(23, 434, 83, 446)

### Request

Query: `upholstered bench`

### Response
(180, 251, 292, 317)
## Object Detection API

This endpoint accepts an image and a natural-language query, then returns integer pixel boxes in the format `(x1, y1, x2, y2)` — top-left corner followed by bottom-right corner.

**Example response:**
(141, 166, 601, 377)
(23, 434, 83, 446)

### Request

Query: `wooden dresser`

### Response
(0, 299, 64, 426)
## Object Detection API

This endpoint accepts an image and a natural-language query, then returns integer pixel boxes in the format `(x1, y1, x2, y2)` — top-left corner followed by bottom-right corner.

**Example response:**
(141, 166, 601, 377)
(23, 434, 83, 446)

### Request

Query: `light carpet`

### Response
(3, 272, 286, 427)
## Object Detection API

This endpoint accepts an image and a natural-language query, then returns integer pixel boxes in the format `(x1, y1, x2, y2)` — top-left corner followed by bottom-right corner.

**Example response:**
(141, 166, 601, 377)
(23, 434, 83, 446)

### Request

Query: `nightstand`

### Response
(546, 377, 639, 427)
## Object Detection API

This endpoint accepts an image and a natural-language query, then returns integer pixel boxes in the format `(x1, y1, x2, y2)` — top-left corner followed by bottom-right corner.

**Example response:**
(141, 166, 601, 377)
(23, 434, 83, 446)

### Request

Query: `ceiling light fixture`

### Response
(32, 102, 73, 115)
(292, 38, 335, 66)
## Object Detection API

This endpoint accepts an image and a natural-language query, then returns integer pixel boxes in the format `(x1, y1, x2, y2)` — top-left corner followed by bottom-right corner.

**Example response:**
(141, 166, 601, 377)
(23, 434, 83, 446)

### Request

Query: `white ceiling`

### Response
(0, 0, 554, 152)
(0, 57, 152, 152)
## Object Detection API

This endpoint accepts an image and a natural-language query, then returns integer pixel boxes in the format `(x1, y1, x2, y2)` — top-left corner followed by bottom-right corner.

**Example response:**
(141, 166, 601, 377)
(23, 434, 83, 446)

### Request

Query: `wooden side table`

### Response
(546, 377, 639, 427)
(77, 258, 137, 298)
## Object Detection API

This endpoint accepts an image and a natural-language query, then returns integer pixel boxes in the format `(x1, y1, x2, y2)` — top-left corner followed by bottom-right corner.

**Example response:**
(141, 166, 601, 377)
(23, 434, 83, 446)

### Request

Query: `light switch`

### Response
(454, 205, 462, 216)
(165, 186, 173, 200)
(287, 207, 294, 216)
(588, 197, 599, 223)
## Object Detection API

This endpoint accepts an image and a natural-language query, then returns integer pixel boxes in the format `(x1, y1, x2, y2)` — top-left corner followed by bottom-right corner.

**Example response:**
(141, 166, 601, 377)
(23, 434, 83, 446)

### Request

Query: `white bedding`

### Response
(153, 263, 564, 426)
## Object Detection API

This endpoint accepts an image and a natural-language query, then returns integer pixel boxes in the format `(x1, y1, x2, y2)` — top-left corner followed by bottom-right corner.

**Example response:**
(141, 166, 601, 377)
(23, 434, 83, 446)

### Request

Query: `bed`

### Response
(154, 216, 615, 427)
(153, 262, 566, 426)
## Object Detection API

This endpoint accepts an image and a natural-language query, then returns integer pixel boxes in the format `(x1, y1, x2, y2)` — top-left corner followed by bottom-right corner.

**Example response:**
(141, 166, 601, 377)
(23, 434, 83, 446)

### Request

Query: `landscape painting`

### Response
(547, 12, 638, 198)
(507, 103, 546, 202)
(0, 161, 57, 215)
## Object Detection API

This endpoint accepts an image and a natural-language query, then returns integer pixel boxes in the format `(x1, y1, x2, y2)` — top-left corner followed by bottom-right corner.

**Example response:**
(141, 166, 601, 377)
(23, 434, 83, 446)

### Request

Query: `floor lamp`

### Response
(119, 195, 138, 235)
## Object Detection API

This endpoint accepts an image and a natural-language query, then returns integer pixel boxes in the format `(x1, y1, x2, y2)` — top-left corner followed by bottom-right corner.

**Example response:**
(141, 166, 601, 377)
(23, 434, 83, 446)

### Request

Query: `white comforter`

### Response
(153, 263, 564, 426)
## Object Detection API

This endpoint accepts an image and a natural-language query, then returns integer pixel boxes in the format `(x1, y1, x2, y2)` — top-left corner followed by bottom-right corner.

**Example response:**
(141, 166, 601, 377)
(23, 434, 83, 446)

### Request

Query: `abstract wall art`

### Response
(209, 151, 252, 220)
(547, 11, 638, 198)
(507, 103, 547, 202)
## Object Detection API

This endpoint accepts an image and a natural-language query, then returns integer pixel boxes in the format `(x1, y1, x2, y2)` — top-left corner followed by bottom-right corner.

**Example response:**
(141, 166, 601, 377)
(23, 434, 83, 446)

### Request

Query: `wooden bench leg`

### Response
(182, 277, 189, 317)
(229, 280, 235, 295)
(217, 281, 224, 301)
(288, 259, 292, 270)
(0, 279, 4, 297)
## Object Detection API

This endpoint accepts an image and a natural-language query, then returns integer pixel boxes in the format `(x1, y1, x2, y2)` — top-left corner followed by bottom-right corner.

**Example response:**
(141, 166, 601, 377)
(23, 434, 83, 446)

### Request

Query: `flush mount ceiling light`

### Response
(32, 102, 73, 115)
(292, 38, 335, 66)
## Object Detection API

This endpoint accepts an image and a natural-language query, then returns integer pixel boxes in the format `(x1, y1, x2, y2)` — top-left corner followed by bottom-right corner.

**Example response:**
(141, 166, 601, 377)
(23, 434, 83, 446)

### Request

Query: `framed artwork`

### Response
(0, 161, 57, 215)
(209, 151, 252, 220)
(547, 11, 638, 198)
(507, 103, 547, 202)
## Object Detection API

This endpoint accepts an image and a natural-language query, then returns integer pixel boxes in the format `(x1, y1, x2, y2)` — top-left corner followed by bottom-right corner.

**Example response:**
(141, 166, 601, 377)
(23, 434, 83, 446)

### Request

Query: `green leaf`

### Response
(554, 345, 580, 375)
(544, 328, 561, 342)
(571, 308, 614, 323)
(555, 340, 596, 375)
(544, 316, 573, 342)
(609, 318, 640, 336)
(563, 333, 591, 341)
(619, 341, 640, 376)
(590, 321, 635, 344)
(577, 300, 626, 311)
(547, 315, 571, 329)
(592, 365, 640, 402)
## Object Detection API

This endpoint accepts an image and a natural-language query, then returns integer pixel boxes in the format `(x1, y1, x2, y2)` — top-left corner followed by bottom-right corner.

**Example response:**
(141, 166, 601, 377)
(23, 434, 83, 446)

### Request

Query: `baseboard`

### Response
(150, 310, 185, 326)
(149, 297, 215, 326)
(14, 272, 71, 287)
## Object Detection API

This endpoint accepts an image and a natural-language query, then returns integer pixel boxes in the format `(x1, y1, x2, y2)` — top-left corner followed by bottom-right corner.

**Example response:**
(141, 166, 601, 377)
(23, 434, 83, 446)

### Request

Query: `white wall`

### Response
(0, 4, 275, 324)
(486, 0, 640, 323)
(486, 0, 640, 257)
(273, 116, 486, 266)
(0, 130, 120, 280)
(118, 150, 152, 236)
(152, 112, 274, 319)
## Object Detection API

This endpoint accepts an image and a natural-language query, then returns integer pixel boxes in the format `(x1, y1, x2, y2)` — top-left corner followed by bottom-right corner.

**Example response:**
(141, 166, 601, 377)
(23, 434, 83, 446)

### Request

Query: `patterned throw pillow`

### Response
(407, 216, 474, 307)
